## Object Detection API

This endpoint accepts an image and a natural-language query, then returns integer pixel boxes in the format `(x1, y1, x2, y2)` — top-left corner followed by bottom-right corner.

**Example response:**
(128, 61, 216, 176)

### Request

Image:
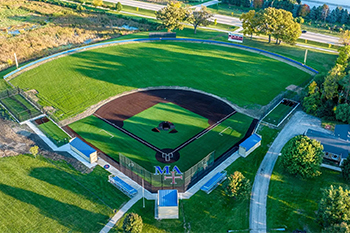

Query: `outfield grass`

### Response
(0, 94, 41, 121)
(263, 103, 294, 126)
(0, 154, 129, 232)
(37, 120, 71, 146)
(112, 126, 279, 232)
(11, 41, 311, 120)
(70, 112, 252, 172)
(123, 102, 210, 149)
(267, 158, 349, 232)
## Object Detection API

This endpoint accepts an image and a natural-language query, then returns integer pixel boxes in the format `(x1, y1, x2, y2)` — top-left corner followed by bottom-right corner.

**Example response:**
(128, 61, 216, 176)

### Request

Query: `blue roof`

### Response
(112, 176, 137, 195)
(70, 137, 96, 158)
(240, 133, 261, 151)
(335, 125, 350, 141)
(201, 172, 226, 192)
(158, 190, 178, 207)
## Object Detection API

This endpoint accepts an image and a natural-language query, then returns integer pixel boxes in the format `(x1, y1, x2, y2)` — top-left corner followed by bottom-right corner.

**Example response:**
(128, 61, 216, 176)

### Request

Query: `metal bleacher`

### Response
(108, 175, 138, 198)
(201, 170, 227, 194)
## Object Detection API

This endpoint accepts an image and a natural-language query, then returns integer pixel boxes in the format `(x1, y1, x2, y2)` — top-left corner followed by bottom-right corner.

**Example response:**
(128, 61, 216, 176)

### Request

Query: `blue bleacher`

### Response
(109, 175, 137, 197)
(201, 171, 227, 194)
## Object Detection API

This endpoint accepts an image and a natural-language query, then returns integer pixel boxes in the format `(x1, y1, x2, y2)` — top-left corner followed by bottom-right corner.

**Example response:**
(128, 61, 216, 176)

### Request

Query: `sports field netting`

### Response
(0, 94, 41, 122)
(122, 102, 210, 149)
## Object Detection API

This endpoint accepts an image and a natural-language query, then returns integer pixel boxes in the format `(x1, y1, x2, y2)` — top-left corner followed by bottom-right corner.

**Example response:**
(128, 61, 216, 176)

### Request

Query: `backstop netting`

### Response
(118, 151, 215, 192)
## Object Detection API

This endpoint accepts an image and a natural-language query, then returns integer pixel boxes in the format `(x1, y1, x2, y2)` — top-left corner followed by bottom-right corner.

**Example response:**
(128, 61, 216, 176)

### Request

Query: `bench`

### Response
(108, 175, 138, 198)
(201, 170, 227, 194)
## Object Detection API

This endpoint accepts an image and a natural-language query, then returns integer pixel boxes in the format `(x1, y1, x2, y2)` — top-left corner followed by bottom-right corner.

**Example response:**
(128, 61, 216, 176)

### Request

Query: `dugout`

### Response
(239, 133, 262, 157)
(69, 137, 98, 164)
(157, 190, 179, 219)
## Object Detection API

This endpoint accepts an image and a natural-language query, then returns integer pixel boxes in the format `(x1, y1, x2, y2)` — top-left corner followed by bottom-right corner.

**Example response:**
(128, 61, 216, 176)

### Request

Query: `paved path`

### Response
(193, 0, 220, 10)
(249, 111, 332, 233)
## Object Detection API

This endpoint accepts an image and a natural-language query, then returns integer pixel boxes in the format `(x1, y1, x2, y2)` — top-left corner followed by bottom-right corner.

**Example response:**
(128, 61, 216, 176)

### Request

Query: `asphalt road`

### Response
(104, 0, 341, 45)
(249, 111, 332, 233)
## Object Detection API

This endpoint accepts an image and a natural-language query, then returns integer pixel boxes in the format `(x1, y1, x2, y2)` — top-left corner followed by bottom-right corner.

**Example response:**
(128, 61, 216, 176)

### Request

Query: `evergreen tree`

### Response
(341, 156, 350, 181)
(335, 103, 350, 123)
(308, 6, 318, 20)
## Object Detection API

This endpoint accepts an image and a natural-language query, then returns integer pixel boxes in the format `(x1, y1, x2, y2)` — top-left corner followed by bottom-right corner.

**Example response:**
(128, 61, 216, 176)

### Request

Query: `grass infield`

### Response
(37, 120, 70, 147)
(69, 112, 253, 172)
(0, 154, 129, 232)
(123, 102, 210, 149)
(11, 41, 311, 120)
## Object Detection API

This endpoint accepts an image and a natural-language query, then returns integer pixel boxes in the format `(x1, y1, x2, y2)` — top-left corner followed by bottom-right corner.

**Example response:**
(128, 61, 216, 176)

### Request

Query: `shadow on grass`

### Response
(0, 184, 107, 232)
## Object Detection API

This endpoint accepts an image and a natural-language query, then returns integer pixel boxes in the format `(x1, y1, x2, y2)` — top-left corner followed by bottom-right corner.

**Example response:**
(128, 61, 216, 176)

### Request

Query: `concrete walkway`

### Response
(249, 111, 333, 233)
(99, 194, 142, 233)
(193, 0, 220, 10)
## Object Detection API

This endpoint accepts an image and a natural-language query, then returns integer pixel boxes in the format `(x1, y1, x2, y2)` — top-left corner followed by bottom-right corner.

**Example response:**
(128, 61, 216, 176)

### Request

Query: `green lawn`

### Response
(0, 94, 41, 122)
(112, 126, 279, 232)
(263, 102, 294, 126)
(267, 158, 349, 232)
(0, 154, 129, 232)
(123, 102, 210, 149)
(37, 120, 71, 146)
(69, 112, 253, 172)
(11, 41, 311, 120)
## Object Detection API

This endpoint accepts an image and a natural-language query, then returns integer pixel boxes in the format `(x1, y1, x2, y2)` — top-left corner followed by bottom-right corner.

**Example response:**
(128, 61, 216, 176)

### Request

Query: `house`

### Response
(69, 137, 98, 164)
(306, 129, 350, 165)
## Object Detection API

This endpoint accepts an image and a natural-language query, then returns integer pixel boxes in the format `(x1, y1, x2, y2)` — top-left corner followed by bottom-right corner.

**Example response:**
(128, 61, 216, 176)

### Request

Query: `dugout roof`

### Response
(158, 190, 178, 207)
(70, 137, 96, 158)
(239, 133, 261, 151)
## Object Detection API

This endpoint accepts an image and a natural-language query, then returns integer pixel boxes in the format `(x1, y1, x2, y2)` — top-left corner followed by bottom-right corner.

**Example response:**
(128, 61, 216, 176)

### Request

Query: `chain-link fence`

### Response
(118, 151, 215, 192)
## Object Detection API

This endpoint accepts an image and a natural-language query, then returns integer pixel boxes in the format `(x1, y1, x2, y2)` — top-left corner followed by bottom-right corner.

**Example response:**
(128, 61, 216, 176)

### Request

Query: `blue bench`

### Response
(109, 175, 138, 197)
(201, 171, 227, 194)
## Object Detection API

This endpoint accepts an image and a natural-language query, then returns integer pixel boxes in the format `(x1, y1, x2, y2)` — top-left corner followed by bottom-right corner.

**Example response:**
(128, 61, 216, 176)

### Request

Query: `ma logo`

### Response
(154, 165, 183, 184)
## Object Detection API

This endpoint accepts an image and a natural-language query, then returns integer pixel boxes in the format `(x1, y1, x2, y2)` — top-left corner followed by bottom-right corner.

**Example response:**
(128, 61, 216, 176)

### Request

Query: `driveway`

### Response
(249, 111, 331, 233)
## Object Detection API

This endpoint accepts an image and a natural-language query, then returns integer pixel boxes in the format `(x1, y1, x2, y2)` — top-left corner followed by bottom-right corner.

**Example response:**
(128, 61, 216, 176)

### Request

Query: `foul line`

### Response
(94, 113, 163, 153)
(172, 111, 236, 153)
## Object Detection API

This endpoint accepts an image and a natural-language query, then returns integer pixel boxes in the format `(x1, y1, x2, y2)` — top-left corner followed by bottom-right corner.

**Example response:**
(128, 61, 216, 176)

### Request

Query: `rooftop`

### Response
(70, 137, 96, 158)
(158, 189, 178, 207)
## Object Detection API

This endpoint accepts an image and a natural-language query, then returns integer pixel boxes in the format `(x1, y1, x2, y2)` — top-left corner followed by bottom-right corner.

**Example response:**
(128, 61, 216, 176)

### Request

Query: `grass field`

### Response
(123, 102, 210, 149)
(37, 120, 71, 146)
(0, 94, 41, 121)
(263, 102, 295, 126)
(69, 112, 252, 172)
(0, 154, 129, 232)
(267, 158, 349, 232)
(11, 41, 311, 120)
(112, 126, 279, 232)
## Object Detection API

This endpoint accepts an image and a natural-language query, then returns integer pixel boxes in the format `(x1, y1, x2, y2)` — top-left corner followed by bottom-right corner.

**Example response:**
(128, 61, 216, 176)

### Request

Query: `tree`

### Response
(340, 30, 350, 46)
(224, 171, 251, 200)
(317, 185, 350, 228)
(187, 6, 213, 34)
(253, 0, 263, 9)
(298, 4, 310, 17)
(320, 4, 330, 21)
(116, 2, 122, 12)
(323, 64, 345, 100)
(323, 222, 350, 233)
(240, 10, 257, 39)
(341, 156, 350, 181)
(92, 0, 103, 7)
(123, 213, 143, 233)
(335, 103, 350, 123)
(156, 2, 189, 32)
(281, 135, 323, 178)
(29, 145, 39, 158)
(255, 7, 277, 43)
(340, 74, 350, 103)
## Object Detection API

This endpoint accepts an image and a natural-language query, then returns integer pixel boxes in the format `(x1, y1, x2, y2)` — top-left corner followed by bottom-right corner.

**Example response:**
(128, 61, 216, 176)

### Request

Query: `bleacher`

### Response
(201, 170, 227, 194)
(108, 175, 138, 198)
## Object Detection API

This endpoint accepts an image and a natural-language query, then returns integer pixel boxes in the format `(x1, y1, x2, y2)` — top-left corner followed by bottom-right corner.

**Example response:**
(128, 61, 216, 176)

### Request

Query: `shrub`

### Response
(224, 171, 251, 200)
(122, 213, 143, 233)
